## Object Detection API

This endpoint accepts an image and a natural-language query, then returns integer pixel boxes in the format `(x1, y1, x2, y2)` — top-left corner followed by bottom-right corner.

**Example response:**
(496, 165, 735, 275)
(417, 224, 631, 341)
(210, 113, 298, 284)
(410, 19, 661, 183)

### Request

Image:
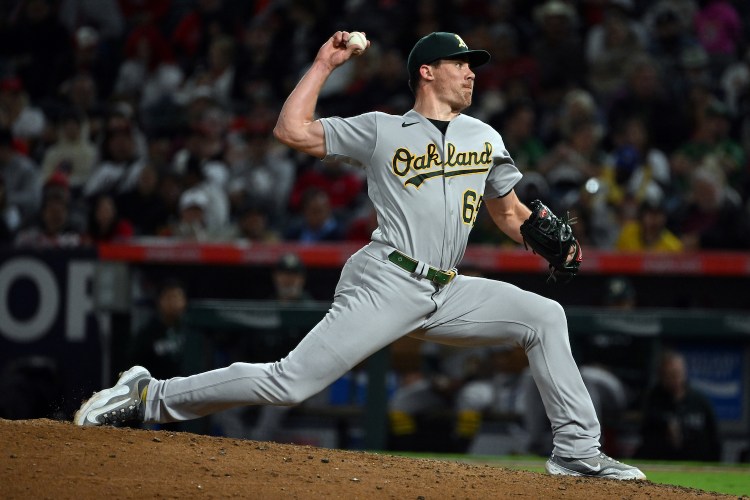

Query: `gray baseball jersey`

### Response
(142, 110, 601, 459)
(320, 109, 521, 270)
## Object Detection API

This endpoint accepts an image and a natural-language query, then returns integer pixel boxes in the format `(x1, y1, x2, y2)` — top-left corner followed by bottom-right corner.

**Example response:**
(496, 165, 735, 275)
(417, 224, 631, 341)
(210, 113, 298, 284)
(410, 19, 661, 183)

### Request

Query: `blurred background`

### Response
(0, 0, 748, 463)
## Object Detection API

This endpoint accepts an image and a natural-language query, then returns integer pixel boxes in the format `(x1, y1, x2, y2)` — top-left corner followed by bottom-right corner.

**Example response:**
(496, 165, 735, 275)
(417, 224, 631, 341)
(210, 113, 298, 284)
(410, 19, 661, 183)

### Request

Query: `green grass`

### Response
(386, 452, 750, 497)
(644, 469, 749, 496)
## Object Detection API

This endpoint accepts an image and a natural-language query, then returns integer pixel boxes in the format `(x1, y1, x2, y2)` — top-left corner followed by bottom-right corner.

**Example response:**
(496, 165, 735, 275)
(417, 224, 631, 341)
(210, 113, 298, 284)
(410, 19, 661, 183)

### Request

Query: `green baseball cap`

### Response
(407, 32, 491, 78)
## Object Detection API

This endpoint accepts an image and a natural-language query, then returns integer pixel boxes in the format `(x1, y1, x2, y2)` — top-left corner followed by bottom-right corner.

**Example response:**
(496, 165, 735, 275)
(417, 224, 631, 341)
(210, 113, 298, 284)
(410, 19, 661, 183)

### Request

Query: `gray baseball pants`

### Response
(143, 242, 600, 458)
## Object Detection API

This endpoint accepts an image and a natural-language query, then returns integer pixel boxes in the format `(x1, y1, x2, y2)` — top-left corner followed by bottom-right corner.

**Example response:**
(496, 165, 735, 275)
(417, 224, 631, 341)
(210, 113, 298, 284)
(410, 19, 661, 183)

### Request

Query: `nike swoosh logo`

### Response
(402, 122, 418, 127)
(75, 384, 130, 425)
(577, 461, 601, 472)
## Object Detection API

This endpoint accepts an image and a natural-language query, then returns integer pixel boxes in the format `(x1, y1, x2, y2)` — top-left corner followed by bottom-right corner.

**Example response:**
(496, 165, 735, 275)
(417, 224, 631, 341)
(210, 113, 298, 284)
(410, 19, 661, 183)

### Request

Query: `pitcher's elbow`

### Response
(273, 123, 289, 145)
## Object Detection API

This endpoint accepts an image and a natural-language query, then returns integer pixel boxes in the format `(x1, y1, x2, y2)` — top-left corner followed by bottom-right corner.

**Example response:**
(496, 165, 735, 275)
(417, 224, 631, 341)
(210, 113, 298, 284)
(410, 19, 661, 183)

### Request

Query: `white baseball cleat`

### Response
(74, 366, 152, 427)
(545, 452, 646, 480)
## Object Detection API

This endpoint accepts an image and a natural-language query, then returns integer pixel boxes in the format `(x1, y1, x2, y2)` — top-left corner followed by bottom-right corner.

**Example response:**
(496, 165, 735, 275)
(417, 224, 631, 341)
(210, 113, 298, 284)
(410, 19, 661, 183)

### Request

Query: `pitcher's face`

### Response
(433, 58, 475, 111)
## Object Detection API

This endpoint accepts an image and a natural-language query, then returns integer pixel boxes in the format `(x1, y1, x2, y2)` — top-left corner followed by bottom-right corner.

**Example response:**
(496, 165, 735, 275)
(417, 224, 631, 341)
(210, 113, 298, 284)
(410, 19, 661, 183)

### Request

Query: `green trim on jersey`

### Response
(405, 166, 491, 187)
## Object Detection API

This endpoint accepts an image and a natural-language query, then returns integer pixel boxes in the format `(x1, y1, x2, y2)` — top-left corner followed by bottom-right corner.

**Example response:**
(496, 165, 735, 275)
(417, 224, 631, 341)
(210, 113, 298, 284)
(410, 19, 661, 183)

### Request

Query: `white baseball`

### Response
(347, 31, 367, 54)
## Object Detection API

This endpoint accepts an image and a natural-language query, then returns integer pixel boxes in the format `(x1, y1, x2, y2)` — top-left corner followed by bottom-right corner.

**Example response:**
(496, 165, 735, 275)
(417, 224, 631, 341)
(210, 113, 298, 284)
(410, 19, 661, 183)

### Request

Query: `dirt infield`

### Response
(0, 418, 735, 499)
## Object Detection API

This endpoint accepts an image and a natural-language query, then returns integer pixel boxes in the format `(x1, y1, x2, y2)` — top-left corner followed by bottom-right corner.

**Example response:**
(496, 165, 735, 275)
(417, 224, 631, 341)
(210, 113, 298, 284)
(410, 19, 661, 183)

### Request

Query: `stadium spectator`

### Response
(155, 170, 183, 229)
(0, 127, 40, 227)
(603, 116, 670, 209)
(170, 0, 239, 67)
(693, 0, 742, 74)
(116, 165, 171, 236)
(271, 252, 313, 304)
(673, 45, 714, 100)
(584, 3, 647, 104)
(538, 88, 603, 166)
(113, 24, 184, 119)
(720, 46, 750, 118)
(0, 176, 15, 244)
(288, 159, 365, 218)
(388, 341, 490, 453)
(82, 113, 146, 198)
(59, 0, 125, 42)
(126, 278, 194, 381)
(345, 46, 412, 115)
(57, 26, 120, 102)
(0, 76, 46, 146)
(677, 98, 746, 192)
(175, 153, 229, 231)
(644, 1, 702, 90)
(608, 54, 689, 153)
(636, 350, 721, 461)
(675, 165, 750, 250)
(223, 199, 280, 243)
(164, 189, 218, 241)
(39, 170, 84, 231)
(178, 122, 231, 217)
(231, 21, 285, 106)
(143, 131, 177, 173)
(555, 198, 593, 249)
(489, 99, 546, 173)
(603, 275, 637, 310)
(83, 194, 134, 244)
(615, 197, 684, 252)
(226, 128, 295, 223)
(177, 103, 230, 165)
(453, 345, 530, 454)
(177, 35, 237, 109)
(0, 0, 73, 101)
(531, 1, 586, 103)
(565, 180, 622, 249)
(284, 188, 344, 243)
(58, 72, 102, 132)
(538, 117, 608, 204)
(40, 107, 97, 194)
(14, 190, 81, 248)
(474, 24, 539, 98)
(345, 201, 379, 244)
(117, 0, 172, 28)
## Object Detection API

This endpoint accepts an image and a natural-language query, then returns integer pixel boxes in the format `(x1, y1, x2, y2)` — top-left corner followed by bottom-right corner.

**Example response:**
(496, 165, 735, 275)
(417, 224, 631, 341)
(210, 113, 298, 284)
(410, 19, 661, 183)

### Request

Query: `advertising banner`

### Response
(0, 248, 104, 420)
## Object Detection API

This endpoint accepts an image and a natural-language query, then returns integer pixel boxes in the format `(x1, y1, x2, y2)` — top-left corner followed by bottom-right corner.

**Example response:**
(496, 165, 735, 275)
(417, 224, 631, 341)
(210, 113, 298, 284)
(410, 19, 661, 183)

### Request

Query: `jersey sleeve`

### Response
(319, 112, 378, 168)
(484, 147, 523, 198)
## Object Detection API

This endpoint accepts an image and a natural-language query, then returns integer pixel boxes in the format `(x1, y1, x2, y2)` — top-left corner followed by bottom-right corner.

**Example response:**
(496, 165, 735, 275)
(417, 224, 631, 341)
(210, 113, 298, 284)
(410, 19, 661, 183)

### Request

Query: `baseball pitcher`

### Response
(75, 31, 644, 480)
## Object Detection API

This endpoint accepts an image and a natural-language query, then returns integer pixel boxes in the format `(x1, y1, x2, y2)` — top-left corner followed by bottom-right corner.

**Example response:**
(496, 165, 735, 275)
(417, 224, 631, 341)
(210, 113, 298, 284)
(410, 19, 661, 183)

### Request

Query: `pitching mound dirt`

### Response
(1, 419, 735, 499)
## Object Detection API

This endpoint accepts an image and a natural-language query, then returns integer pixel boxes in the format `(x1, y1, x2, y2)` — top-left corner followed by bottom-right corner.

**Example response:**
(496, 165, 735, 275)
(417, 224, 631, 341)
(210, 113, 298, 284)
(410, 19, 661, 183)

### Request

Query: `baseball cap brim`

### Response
(407, 32, 491, 77)
(439, 49, 490, 69)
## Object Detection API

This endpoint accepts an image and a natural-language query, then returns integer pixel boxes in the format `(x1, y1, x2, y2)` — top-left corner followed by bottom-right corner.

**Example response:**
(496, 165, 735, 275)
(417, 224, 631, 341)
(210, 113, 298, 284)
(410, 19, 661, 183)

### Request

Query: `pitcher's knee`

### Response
(528, 299, 568, 341)
(546, 300, 566, 323)
(280, 386, 313, 406)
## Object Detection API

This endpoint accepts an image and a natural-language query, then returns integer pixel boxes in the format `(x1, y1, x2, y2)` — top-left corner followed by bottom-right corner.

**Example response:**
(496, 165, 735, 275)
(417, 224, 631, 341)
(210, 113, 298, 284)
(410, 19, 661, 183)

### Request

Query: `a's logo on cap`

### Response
(454, 34, 468, 49)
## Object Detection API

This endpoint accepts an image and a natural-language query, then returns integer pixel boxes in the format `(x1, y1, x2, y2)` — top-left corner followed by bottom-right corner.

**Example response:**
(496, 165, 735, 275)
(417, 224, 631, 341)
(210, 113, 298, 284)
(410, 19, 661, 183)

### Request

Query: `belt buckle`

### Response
(444, 269, 456, 283)
(434, 268, 456, 285)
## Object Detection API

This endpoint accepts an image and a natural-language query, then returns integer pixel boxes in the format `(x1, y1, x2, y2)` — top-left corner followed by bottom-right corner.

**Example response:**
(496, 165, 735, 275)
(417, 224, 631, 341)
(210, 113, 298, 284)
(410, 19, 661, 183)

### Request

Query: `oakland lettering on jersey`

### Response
(391, 142, 493, 187)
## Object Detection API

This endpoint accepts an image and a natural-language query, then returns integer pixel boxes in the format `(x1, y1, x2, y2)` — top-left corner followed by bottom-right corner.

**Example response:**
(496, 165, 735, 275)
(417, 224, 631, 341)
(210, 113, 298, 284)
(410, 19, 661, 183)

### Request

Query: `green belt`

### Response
(387, 251, 456, 286)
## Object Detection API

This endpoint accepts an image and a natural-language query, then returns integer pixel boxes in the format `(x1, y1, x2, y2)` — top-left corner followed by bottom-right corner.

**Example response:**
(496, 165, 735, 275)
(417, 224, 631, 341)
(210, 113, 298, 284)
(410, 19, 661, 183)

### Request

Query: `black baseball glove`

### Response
(520, 199, 582, 283)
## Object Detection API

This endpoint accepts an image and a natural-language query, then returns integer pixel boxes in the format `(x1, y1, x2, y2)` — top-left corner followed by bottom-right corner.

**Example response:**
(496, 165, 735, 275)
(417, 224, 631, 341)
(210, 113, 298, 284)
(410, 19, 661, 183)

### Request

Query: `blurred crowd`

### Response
(1, 0, 749, 251)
